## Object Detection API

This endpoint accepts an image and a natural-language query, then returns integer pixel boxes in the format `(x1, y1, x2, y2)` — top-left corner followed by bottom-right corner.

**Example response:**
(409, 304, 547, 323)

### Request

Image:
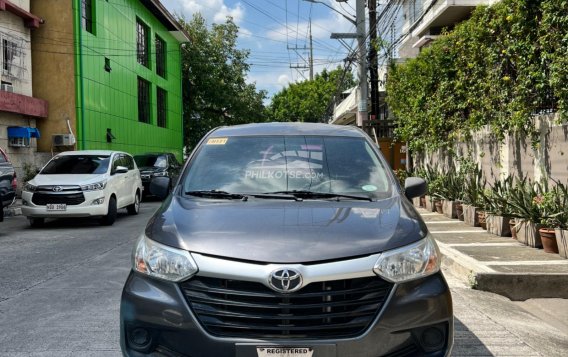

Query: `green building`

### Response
(31, 0, 188, 159)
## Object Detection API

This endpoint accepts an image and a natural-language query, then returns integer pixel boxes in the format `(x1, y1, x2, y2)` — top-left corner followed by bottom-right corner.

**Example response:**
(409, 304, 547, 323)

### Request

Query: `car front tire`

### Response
(100, 196, 117, 226)
(127, 192, 140, 215)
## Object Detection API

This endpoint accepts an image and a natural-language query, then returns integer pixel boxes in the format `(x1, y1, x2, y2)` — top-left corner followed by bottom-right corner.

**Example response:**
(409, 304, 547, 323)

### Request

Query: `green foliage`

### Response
(507, 177, 548, 223)
(266, 68, 355, 123)
(394, 169, 409, 186)
(386, 0, 568, 151)
(180, 14, 268, 150)
(461, 165, 486, 207)
(482, 175, 515, 216)
(22, 162, 38, 183)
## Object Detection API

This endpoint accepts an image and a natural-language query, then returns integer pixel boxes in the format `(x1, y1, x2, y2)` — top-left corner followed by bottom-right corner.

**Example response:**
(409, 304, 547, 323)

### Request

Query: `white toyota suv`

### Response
(22, 150, 143, 227)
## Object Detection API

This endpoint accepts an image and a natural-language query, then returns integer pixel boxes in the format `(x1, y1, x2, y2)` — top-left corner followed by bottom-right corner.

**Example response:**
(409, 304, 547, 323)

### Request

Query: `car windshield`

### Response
(134, 155, 167, 168)
(41, 155, 111, 175)
(183, 136, 392, 199)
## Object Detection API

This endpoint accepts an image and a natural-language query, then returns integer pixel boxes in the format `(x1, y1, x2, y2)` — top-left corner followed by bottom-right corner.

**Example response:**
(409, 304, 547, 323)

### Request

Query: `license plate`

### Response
(256, 347, 313, 357)
(46, 203, 67, 211)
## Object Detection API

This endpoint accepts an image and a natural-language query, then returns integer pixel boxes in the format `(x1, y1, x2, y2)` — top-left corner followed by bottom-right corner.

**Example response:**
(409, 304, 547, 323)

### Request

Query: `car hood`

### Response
(146, 194, 428, 264)
(30, 174, 107, 186)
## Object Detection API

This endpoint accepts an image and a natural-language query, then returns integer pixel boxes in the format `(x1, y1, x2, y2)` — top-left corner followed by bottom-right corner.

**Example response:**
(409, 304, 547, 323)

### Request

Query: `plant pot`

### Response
(463, 205, 480, 227)
(486, 215, 512, 237)
(455, 202, 464, 221)
(425, 195, 435, 212)
(420, 196, 426, 208)
(442, 200, 457, 219)
(516, 219, 542, 248)
(539, 228, 559, 254)
(510, 219, 517, 240)
(477, 210, 487, 230)
(555, 229, 568, 259)
(434, 200, 443, 214)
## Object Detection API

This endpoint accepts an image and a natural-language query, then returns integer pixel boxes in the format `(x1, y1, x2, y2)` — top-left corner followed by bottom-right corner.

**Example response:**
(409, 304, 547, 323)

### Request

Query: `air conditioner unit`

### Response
(1, 83, 14, 93)
(52, 134, 76, 146)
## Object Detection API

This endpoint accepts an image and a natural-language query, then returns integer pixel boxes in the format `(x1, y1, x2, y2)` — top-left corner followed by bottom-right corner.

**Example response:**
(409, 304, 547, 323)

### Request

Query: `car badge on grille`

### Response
(52, 186, 63, 192)
(268, 268, 303, 293)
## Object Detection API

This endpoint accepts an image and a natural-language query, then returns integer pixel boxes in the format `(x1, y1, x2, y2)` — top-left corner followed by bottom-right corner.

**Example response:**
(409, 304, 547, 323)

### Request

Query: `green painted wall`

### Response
(72, 0, 183, 159)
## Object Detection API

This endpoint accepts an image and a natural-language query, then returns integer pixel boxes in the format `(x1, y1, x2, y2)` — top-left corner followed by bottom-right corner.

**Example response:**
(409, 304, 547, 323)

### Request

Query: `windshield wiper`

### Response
(185, 190, 246, 200)
(265, 190, 374, 202)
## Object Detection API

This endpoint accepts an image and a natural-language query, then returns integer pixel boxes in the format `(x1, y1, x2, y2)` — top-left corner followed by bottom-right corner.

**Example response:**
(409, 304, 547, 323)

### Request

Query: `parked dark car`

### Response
(121, 123, 453, 357)
(0, 147, 17, 222)
(134, 152, 181, 198)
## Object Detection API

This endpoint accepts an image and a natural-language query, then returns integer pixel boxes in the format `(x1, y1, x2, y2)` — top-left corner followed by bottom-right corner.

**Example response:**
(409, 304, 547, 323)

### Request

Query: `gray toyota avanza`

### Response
(120, 123, 453, 357)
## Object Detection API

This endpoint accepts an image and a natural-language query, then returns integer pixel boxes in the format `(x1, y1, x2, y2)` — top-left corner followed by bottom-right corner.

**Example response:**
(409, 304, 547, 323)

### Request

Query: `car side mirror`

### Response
(404, 177, 427, 200)
(150, 177, 171, 200)
(114, 166, 128, 175)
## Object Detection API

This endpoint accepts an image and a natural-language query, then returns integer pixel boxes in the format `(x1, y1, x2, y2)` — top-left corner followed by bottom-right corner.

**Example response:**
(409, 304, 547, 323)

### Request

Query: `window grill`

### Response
(155, 36, 166, 77)
(138, 77, 150, 123)
(137, 20, 149, 67)
(157, 87, 167, 128)
(1, 34, 25, 78)
(81, 0, 93, 34)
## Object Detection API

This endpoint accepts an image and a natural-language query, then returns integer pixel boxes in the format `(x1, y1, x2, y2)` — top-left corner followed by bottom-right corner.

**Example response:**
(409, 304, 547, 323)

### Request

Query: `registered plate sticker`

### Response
(257, 347, 313, 357)
(46, 203, 67, 211)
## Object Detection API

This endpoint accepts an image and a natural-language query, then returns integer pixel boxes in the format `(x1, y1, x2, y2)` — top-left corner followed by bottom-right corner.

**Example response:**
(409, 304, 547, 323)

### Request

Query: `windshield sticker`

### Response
(207, 137, 228, 145)
(362, 184, 378, 192)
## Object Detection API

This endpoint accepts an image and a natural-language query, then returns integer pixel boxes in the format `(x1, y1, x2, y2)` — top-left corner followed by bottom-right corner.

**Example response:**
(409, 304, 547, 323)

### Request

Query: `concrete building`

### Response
(0, 0, 47, 182)
(31, 0, 188, 162)
(398, 0, 498, 59)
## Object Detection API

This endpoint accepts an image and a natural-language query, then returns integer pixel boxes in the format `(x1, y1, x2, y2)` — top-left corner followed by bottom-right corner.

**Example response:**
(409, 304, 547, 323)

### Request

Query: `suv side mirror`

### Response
(404, 177, 427, 200)
(114, 166, 128, 175)
(150, 177, 171, 200)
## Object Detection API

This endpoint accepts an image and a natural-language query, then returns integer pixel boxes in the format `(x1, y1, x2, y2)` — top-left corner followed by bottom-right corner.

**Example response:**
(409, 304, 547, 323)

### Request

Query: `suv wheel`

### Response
(29, 217, 45, 228)
(127, 192, 140, 215)
(100, 196, 117, 226)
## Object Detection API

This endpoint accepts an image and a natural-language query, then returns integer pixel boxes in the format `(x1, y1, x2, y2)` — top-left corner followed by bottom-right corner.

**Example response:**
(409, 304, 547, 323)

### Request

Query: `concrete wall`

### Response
(413, 115, 568, 184)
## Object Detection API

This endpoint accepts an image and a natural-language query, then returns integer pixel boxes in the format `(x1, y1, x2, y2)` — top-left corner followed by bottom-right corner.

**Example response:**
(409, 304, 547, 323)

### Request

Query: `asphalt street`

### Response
(0, 201, 566, 356)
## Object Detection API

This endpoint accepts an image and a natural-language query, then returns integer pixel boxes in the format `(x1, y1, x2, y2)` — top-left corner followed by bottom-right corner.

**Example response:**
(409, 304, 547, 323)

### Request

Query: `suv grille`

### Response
(180, 276, 393, 339)
(32, 192, 85, 206)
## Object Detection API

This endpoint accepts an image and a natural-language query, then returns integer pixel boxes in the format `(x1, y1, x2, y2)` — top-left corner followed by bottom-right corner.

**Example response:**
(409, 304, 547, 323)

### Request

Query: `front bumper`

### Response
(21, 190, 108, 218)
(120, 271, 453, 357)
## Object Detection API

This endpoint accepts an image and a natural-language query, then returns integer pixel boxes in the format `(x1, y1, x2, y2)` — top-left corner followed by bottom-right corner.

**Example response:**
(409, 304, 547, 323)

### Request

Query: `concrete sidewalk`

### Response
(3, 198, 22, 217)
(419, 208, 568, 301)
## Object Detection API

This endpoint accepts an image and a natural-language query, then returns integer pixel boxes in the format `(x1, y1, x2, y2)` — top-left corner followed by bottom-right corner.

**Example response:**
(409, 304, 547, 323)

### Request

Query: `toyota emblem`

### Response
(52, 186, 63, 192)
(268, 268, 303, 293)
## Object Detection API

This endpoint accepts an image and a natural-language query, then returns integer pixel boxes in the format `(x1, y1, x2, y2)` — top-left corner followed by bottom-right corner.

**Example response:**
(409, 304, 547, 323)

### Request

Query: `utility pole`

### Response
(355, 0, 368, 128)
(309, 20, 314, 81)
(368, 0, 379, 122)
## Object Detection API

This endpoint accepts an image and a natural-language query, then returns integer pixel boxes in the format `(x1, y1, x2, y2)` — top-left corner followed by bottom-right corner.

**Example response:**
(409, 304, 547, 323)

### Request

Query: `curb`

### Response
(3, 199, 22, 217)
(439, 242, 568, 301)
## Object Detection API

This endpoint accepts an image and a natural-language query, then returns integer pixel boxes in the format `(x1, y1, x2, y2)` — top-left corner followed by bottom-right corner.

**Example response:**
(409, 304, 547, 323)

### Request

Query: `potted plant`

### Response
(422, 165, 439, 212)
(534, 190, 560, 254)
(483, 175, 514, 237)
(553, 181, 568, 258)
(461, 166, 486, 227)
(507, 177, 544, 248)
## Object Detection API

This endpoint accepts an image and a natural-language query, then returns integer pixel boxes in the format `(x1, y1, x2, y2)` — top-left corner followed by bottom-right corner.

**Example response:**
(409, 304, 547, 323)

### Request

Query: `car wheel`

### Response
(29, 217, 44, 228)
(127, 192, 140, 215)
(100, 196, 117, 226)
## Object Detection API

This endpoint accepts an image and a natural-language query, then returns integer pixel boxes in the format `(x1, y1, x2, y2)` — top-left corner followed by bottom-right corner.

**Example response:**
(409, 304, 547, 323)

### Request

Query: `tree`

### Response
(180, 15, 267, 150)
(266, 67, 355, 123)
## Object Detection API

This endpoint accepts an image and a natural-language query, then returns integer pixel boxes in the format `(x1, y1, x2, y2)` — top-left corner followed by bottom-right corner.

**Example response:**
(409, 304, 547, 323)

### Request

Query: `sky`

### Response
(161, 0, 363, 100)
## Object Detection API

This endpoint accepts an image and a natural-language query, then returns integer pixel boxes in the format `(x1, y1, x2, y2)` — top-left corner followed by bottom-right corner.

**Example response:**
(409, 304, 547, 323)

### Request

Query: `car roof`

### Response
(55, 150, 128, 156)
(209, 122, 366, 138)
(134, 152, 170, 156)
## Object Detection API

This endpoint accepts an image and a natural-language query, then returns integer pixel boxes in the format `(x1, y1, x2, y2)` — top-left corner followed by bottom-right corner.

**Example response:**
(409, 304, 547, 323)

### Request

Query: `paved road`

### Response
(0, 202, 566, 356)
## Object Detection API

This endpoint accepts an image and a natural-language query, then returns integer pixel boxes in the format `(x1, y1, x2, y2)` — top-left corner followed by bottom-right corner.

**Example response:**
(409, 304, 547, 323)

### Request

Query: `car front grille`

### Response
(180, 276, 393, 339)
(32, 192, 85, 206)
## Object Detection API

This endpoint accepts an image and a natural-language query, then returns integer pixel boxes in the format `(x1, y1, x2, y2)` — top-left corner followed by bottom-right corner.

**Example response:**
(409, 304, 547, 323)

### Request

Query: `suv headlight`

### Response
(24, 183, 37, 192)
(153, 170, 168, 177)
(373, 234, 440, 283)
(81, 181, 107, 191)
(133, 235, 198, 282)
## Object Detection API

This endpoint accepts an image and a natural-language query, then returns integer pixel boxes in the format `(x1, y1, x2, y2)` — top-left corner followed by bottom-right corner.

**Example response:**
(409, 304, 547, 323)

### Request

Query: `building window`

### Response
(81, 0, 94, 34)
(136, 19, 149, 67)
(157, 87, 167, 128)
(155, 36, 166, 78)
(409, 0, 423, 24)
(2, 39, 19, 76)
(138, 77, 151, 123)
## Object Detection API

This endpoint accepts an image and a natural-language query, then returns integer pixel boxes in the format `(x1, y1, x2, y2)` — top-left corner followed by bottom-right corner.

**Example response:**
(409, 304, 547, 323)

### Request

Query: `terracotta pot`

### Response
(455, 202, 464, 221)
(539, 228, 559, 254)
(510, 219, 517, 240)
(434, 200, 443, 214)
(477, 210, 487, 230)
(555, 229, 568, 259)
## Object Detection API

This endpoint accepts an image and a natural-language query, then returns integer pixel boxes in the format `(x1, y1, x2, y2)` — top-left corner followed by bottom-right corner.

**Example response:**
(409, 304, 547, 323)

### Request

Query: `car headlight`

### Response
(81, 181, 107, 191)
(152, 170, 168, 177)
(133, 235, 198, 282)
(24, 183, 37, 192)
(373, 234, 440, 283)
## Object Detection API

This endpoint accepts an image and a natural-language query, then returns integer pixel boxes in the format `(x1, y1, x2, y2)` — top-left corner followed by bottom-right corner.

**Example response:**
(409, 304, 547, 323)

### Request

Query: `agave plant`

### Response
(507, 177, 546, 223)
(432, 171, 463, 201)
(482, 175, 515, 216)
(542, 181, 568, 229)
(461, 165, 486, 207)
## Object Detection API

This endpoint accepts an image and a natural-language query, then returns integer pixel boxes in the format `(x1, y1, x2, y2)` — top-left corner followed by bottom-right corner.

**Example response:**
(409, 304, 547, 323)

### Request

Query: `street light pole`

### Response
(355, 0, 367, 128)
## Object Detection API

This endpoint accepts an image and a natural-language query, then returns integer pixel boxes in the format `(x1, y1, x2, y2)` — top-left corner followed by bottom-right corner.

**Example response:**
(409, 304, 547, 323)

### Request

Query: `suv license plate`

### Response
(46, 203, 67, 211)
(257, 347, 313, 357)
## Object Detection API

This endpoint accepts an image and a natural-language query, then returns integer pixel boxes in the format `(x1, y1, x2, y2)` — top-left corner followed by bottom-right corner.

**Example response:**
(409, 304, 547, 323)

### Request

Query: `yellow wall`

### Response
(31, 0, 77, 153)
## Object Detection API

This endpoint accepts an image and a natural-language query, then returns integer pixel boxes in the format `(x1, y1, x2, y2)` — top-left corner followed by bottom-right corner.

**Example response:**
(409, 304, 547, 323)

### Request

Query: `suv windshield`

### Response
(184, 136, 392, 198)
(135, 155, 167, 168)
(41, 155, 111, 175)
